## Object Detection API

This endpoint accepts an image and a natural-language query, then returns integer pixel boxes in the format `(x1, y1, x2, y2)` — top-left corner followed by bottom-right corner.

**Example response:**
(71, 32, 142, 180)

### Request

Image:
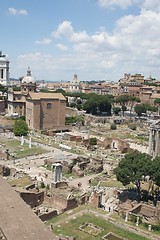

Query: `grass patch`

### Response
(0, 138, 49, 159)
(13, 145, 48, 158)
(99, 179, 124, 188)
(7, 175, 32, 187)
(50, 213, 150, 240)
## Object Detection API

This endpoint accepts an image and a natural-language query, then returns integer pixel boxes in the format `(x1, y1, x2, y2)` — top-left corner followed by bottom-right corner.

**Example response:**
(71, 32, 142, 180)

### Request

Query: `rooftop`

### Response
(28, 92, 66, 101)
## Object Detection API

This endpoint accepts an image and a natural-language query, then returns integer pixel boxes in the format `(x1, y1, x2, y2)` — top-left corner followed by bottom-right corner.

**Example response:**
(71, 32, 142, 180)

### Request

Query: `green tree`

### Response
(146, 104, 158, 117)
(13, 119, 28, 136)
(83, 94, 112, 115)
(151, 156, 160, 187)
(134, 103, 157, 117)
(110, 123, 117, 130)
(154, 98, 160, 114)
(115, 151, 152, 197)
(13, 86, 21, 91)
(113, 107, 121, 115)
(65, 115, 84, 126)
(128, 96, 141, 116)
(39, 89, 49, 92)
(0, 84, 7, 93)
(55, 89, 66, 95)
(154, 98, 160, 105)
(70, 103, 76, 108)
(89, 137, 97, 146)
(115, 94, 130, 116)
(134, 104, 147, 116)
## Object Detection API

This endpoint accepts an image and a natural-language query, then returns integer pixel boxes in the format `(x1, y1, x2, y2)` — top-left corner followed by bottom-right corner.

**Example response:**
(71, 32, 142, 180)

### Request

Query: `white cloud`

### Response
(98, 0, 135, 9)
(35, 38, 52, 45)
(53, 21, 90, 42)
(56, 44, 68, 51)
(98, 0, 160, 11)
(12, 9, 160, 81)
(141, 0, 160, 12)
(8, 7, 28, 16)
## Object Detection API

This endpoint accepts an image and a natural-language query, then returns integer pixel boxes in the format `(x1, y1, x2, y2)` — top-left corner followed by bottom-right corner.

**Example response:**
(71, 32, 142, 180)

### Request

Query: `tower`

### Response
(0, 51, 10, 86)
(69, 74, 81, 92)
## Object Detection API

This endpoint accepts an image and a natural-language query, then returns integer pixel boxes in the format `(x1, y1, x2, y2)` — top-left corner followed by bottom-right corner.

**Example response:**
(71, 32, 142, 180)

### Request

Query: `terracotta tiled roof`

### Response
(28, 92, 66, 100)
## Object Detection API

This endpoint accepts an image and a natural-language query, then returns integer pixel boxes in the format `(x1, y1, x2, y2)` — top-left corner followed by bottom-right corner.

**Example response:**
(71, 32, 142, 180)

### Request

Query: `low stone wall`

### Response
(39, 210, 58, 221)
(45, 193, 78, 211)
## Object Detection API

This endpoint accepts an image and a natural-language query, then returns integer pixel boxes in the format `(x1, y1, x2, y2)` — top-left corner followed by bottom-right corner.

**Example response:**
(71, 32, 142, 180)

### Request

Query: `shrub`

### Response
(40, 181, 45, 188)
(89, 137, 97, 146)
(129, 124, 137, 130)
(110, 123, 117, 130)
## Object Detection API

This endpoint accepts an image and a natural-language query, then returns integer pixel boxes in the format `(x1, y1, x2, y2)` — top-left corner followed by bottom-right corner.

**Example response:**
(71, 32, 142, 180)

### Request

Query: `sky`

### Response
(1, 0, 160, 82)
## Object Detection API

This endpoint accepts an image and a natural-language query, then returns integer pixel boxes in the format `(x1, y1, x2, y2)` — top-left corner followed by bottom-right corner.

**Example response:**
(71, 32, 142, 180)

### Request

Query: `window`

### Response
(47, 103, 52, 109)
(1, 69, 3, 79)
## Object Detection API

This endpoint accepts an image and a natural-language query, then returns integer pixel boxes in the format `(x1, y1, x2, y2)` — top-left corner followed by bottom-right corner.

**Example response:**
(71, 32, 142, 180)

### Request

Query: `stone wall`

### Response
(38, 210, 58, 221)
(0, 100, 5, 113)
(16, 190, 44, 208)
(0, 165, 10, 176)
(102, 137, 130, 153)
(0, 149, 10, 160)
(45, 193, 78, 211)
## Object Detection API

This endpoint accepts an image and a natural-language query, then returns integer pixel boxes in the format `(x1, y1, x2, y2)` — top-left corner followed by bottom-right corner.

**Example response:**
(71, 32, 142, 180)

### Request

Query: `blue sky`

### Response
(1, 0, 160, 82)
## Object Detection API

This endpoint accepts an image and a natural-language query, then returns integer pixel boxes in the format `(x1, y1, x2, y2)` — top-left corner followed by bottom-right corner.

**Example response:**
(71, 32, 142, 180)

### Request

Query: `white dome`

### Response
(21, 67, 35, 84)
(22, 76, 35, 84)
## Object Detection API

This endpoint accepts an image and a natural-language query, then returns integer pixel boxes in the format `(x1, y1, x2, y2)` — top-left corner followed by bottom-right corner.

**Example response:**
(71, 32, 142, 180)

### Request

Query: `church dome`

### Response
(21, 67, 35, 84)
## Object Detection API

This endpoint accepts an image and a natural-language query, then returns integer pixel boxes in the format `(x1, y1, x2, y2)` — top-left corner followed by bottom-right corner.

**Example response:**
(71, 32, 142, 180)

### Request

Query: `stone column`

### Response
(53, 163, 62, 182)
(148, 130, 153, 155)
(148, 224, 151, 231)
(155, 130, 160, 157)
(125, 212, 129, 222)
(136, 216, 139, 226)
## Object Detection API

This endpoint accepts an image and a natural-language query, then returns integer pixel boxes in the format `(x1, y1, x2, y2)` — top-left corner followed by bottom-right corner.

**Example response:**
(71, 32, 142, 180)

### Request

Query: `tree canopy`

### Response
(115, 152, 160, 203)
(134, 103, 158, 116)
(83, 94, 112, 115)
(13, 119, 29, 136)
(115, 151, 152, 193)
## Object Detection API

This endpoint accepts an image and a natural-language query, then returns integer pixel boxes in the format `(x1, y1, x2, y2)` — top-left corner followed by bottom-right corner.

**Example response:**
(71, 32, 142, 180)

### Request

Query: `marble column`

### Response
(155, 130, 160, 157)
(148, 130, 153, 155)
(53, 163, 62, 182)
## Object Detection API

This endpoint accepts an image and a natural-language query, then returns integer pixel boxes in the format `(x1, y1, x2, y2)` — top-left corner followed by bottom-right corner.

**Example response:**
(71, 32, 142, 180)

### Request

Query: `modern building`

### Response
(0, 51, 10, 86)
